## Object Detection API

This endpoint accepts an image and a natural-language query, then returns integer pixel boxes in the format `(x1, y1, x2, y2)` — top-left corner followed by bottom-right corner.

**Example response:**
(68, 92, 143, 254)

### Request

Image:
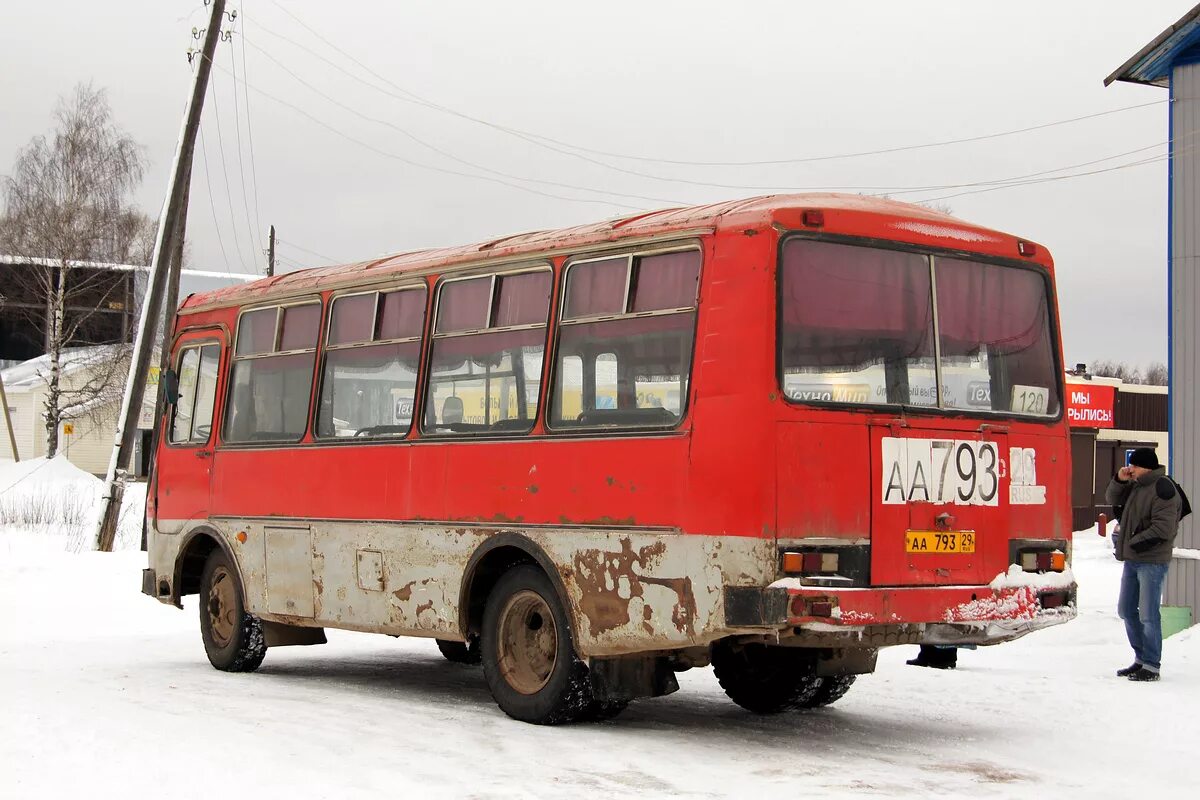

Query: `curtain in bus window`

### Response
(564, 257, 627, 318)
(631, 251, 701, 312)
(328, 293, 375, 346)
(780, 239, 933, 369)
(280, 304, 321, 351)
(318, 343, 421, 437)
(935, 258, 1059, 415)
(377, 289, 426, 340)
(437, 278, 491, 333)
(170, 347, 201, 444)
(494, 272, 552, 327)
(236, 308, 277, 355)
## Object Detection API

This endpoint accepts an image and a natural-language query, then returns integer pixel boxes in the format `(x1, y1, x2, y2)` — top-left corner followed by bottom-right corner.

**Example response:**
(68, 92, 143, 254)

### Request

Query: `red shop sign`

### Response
(1066, 384, 1116, 428)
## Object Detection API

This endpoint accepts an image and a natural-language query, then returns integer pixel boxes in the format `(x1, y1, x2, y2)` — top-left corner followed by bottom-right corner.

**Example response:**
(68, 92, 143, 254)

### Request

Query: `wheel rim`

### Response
(497, 589, 558, 695)
(207, 565, 238, 649)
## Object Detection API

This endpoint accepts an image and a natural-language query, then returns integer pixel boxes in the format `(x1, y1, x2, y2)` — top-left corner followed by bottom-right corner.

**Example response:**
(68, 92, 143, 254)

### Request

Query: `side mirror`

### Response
(162, 369, 180, 405)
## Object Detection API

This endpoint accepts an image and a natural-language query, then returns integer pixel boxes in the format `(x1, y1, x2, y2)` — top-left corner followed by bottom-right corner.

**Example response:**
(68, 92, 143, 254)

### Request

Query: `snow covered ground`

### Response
(0, 465, 1196, 798)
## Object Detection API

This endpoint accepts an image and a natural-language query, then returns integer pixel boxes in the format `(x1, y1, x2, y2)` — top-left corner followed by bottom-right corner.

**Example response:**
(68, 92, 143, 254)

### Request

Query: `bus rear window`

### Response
(779, 238, 1059, 416)
(780, 240, 935, 406)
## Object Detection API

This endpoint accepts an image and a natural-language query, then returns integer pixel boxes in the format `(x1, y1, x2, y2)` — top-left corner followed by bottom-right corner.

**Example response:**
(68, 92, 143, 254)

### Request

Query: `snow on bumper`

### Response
(769, 567, 1076, 645)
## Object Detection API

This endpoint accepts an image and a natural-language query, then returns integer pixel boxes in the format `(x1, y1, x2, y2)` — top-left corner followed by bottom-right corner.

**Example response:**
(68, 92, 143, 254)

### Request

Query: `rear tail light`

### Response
(1040, 591, 1068, 609)
(1019, 548, 1067, 573)
(782, 550, 840, 575)
(789, 595, 837, 618)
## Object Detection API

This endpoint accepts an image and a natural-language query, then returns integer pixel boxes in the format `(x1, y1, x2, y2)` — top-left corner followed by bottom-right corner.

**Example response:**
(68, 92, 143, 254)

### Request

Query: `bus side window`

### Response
(422, 269, 552, 436)
(551, 249, 699, 430)
(224, 302, 321, 443)
(317, 287, 426, 439)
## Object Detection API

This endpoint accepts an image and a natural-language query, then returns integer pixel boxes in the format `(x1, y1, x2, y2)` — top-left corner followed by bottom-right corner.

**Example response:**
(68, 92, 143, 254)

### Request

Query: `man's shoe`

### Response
(1127, 667, 1160, 682)
(1116, 663, 1141, 677)
(906, 656, 955, 670)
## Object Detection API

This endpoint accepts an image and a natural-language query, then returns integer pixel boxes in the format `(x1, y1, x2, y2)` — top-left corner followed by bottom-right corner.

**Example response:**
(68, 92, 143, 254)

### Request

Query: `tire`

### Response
(800, 674, 856, 708)
(711, 642, 822, 714)
(436, 637, 481, 665)
(480, 564, 596, 725)
(199, 548, 267, 673)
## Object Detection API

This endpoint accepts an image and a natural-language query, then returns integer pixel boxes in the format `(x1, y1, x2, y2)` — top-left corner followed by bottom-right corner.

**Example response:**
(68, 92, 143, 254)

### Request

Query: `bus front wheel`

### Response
(199, 548, 267, 673)
(480, 564, 599, 724)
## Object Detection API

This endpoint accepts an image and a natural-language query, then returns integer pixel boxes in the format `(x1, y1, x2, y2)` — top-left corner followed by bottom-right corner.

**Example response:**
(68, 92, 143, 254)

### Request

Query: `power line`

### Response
(275, 237, 339, 264)
(911, 150, 1171, 204)
(244, 40, 685, 207)
(260, 1, 1165, 173)
(210, 60, 647, 211)
(231, 39, 1179, 201)
(197, 123, 234, 272)
(238, 2, 266, 255)
(208, 72, 252, 271)
(228, 35, 261, 271)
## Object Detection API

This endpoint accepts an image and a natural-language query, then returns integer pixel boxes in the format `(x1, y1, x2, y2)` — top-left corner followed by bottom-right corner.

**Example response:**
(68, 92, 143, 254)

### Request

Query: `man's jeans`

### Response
(1117, 561, 1171, 672)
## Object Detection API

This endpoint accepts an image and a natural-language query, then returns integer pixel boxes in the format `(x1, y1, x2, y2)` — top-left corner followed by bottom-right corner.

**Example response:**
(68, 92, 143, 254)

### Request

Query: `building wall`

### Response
(1169, 61, 1200, 622)
(1, 380, 119, 477)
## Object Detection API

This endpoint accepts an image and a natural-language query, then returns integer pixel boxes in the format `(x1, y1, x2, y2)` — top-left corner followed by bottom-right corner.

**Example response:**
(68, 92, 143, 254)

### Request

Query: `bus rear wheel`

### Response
(436, 637, 481, 665)
(199, 548, 267, 673)
(480, 565, 597, 724)
(711, 642, 826, 714)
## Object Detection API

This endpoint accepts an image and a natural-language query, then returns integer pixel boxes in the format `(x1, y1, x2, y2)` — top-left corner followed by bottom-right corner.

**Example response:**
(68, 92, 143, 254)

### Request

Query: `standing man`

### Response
(1106, 447, 1182, 682)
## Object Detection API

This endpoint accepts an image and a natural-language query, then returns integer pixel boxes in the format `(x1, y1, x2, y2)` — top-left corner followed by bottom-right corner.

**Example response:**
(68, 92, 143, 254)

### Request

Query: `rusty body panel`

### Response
(150, 518, 775, 657)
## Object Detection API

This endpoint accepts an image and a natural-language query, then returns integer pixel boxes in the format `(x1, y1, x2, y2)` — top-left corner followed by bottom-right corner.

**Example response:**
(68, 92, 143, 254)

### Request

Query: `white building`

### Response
(0, 346, 157, 476)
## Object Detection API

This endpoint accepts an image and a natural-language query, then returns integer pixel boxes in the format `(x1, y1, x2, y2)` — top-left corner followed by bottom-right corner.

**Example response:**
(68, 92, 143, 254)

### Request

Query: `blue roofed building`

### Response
(1107, 3, 1200, 632)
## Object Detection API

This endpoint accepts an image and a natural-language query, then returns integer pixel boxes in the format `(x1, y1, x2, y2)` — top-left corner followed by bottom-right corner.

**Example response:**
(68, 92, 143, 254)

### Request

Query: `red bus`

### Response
(143, 194, 1076, 724)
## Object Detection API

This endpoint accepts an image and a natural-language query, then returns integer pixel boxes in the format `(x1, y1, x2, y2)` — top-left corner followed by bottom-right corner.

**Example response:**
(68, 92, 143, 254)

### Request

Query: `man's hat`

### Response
(1129, 447, 1161, 470)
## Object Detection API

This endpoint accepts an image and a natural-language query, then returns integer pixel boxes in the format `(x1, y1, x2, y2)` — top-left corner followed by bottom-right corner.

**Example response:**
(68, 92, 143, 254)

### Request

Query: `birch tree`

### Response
(0, 84, 151, 456)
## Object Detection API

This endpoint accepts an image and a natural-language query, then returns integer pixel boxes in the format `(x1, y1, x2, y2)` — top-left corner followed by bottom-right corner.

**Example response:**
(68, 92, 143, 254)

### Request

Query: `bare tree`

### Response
(1090, 360, 1144, 384)
(0, 84, 150, 456)
(1144, 362, 1168, 386)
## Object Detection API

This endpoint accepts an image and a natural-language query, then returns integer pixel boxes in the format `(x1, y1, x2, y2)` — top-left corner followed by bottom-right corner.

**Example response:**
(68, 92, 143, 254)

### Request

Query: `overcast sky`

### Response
(0, 0, 1187, 366)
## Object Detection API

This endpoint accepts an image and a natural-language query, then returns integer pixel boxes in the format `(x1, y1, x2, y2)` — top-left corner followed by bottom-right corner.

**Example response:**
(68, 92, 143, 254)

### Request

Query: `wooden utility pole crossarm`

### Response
(94, 0, 227, 551)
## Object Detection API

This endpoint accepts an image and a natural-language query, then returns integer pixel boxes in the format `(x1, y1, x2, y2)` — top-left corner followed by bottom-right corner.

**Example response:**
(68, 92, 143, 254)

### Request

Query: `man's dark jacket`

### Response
(1105, 466, 1182, 564)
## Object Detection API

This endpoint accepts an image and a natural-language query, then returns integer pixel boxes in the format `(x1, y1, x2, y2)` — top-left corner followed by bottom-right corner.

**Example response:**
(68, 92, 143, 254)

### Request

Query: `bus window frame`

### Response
(223, 296, 324, 447)
(546, 242, 703, 434)
(314, 283, 429, 442)
(775, 231, 1065, 424)
(166, 339, 223, 448)
(421, 263, 554, 439)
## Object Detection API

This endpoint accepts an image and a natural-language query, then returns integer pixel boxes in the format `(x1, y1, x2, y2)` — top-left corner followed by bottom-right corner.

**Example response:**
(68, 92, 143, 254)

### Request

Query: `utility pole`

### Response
(267, 224, 275, 277)
(0, 369, 18, 462)
(95, 0, 227, 551)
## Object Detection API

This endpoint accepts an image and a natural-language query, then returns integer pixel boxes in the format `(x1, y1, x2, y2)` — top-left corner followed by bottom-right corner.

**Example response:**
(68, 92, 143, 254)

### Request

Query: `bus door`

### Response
(870, 425, 1009, 586)
(154, 330, 225, 534)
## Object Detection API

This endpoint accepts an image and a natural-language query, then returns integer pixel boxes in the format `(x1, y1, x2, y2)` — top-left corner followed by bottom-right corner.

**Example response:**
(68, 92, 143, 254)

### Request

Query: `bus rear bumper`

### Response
(761, 575, 1076, 646)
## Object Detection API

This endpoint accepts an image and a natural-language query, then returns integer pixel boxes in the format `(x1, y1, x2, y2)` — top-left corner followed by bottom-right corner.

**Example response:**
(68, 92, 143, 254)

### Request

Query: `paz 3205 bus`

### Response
(143, 194, 1076, 724)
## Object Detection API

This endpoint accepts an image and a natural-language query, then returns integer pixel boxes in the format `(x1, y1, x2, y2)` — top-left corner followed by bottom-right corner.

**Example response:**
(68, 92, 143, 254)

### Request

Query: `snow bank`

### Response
(0, 455, 144, 551)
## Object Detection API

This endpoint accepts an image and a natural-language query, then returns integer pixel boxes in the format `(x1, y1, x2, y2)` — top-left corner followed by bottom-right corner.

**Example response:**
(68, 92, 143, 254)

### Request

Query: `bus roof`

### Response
(181, 193, 1044, 312)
